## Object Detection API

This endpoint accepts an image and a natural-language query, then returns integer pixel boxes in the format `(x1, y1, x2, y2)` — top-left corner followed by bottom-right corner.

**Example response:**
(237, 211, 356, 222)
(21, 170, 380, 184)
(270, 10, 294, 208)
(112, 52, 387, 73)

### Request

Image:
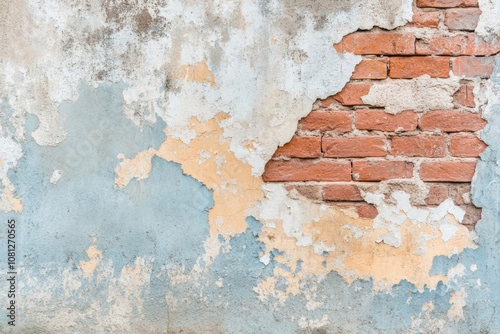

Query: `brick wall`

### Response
(263, 0, 497, 228)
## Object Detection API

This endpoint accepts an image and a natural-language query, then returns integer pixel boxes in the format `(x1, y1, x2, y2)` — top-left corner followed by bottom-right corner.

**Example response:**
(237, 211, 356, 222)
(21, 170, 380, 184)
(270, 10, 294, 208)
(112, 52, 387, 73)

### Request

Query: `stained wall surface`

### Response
(0, 0, 499, 332)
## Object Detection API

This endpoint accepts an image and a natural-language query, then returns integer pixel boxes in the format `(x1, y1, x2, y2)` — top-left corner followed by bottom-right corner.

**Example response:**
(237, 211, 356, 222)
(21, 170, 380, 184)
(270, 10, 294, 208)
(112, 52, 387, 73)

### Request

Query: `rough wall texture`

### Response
(0, 0, 499, 333)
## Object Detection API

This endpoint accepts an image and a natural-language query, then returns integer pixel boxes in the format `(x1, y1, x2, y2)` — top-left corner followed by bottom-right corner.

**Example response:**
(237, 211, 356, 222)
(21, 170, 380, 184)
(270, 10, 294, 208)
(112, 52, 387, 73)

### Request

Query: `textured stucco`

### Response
(1, 0, 500, 333)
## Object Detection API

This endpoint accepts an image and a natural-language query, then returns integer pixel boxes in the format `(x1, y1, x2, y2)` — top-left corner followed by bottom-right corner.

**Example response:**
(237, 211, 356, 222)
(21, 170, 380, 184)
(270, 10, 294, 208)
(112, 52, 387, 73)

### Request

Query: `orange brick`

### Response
(406, 11, 440, 28)
(351, 59, 388, 79)
(357, 204, 378, 219)
(263, 160, 351, 182)
(416, 33, 500, 56)
(454, 85, 475, 107)
(420, 161, 477, 182)
(445, 8, 481, 30)
(417, 0, 478, 7)
(334, 33, 415, 55)
(273, 136, 321, 158)
(449, 134, 487, 157)
(322, 136, 387, 158)
(453, 57, 496, 78)
(333, 83, 372, 106)
(352, 161, 413, 181)
(323, 184, 363, 201)
(391, 136, 446, 157)
(462, 204, 482, 225)
(426, 184, 449, 205)
(355, 110, 417, 132)
(419, 110, 486, 132)
(390, 57, 450, 79)
(300, 111, 352, 132)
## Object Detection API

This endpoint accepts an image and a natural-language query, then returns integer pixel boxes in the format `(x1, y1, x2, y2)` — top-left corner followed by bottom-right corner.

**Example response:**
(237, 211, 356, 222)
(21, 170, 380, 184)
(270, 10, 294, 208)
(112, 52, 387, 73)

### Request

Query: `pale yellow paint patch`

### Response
(156, 114, 263, 235)
(77, 245, 103, 281)
(115, 114, 263, 235)
(0, 177, 23, 213)
(177, 60, 216, 86)
(115, 148, 157, 187)
(448, 288, 467, 321)
(260, 206, 475, 291)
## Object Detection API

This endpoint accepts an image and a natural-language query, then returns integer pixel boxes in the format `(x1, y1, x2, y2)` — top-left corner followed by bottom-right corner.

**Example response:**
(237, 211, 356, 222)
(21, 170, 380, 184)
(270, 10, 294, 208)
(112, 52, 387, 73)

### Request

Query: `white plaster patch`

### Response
(50, 169, 61, 184)
(362, 75, 461, 114)
(476, 0, 500, 40)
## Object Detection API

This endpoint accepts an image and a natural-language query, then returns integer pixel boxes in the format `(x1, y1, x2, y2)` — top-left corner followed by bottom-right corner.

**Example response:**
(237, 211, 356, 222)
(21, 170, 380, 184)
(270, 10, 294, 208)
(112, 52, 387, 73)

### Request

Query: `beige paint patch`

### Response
(115, 148, 157, 188)
(177, 60, 216, 87)
(115, 114, 263, 235)
(259, 204, 475, 292)
(77, 245, 103, 281)
(0, 177, 22, 212)
(448, 288, 467, 321)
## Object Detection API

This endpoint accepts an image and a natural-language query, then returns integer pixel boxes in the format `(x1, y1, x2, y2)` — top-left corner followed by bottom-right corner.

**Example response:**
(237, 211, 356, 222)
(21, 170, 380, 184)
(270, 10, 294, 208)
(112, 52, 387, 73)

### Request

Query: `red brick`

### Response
(452, 184, 471, 205)
(391, 136, 446, 157)
(263, 160, 351, 182)
(445, 8, 481, 31)
(417, 0, 478, 7)
(462, 204, 481, 225)
(426, 184, 449, 205)
(390, 57, 450, 79)
(416, 33, 500, 56)
(322, 136, 387, 158)
(355, 110, 417, 132)
(334, 33, 415, 55)
(358, 204, 378, 219)
(300, 111, 352, 132)
(419, 110, 486, 132)
(449, 134, 487, 157)
(332, 83, 372, 106)
(323, 184, 363, 201)
(454, 85, 475, 107)
(352, 161, 413, 181)
(285, 184, 322, 200)
(351, 59, 388, 80)
(273, 137, 321, 158)
(406, 11, 440, 28)
(453, 57, 496, 78)
(420, 161, 477, 182)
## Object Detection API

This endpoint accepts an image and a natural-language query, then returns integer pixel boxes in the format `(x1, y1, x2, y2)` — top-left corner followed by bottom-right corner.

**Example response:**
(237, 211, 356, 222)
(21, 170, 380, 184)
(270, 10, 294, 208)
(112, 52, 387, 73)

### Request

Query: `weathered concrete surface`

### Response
(0, 0, 499, 333)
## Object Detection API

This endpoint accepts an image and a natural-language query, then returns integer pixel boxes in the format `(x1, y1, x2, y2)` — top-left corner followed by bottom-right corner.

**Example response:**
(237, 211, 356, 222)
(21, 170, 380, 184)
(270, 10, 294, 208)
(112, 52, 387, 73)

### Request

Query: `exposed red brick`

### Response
(263, 160, 351, 182)
(322, 136, 387, 158)
(334, 33, 415, 55)
(453, 57, 496, 78)
(357, 204, 379, 219)
(454, 85, 476, 107)
(355, 110, 417, 132)
(416, 33, 500, 56)
(426, 184, 449, 205)
(351, 59, 388, 80)
(419, 110, 486, 132)
(406, 11, 440, 28)
(461, 204, 482, 225)
(391, 136, 446, 157)
(452, 184, 471, 205)
(417, 0, 478, 7)
(420, 161, 477, 182)
(332, 83, 372, 106)
(273, 136, 321, 158)
(300, 111, 352, 132)
(445, 8, 481, 31)
(449, 134, 487, 157)
(352, 161, 413, 181)
(285, 184, 323, 200)
(390, 57, 450, 79)
(323, 184, 363, 201)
